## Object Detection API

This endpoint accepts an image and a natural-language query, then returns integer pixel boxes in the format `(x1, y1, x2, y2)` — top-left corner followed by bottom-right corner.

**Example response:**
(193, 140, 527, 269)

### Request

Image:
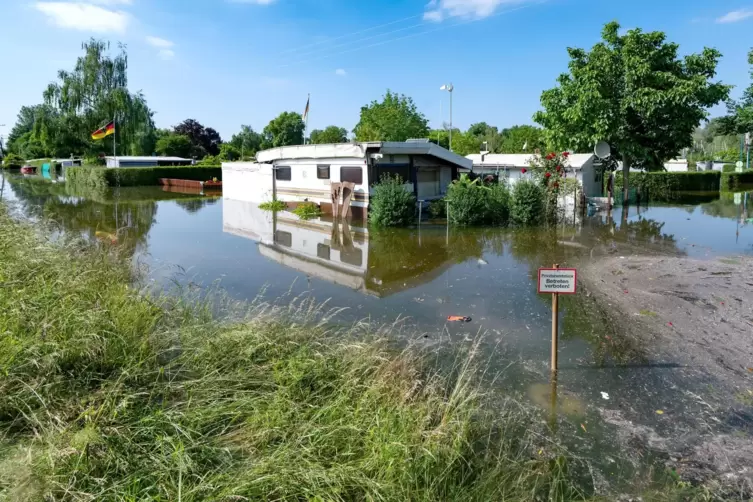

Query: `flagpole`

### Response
(113, 114, 116, 159)
(305, 93, 309, 145)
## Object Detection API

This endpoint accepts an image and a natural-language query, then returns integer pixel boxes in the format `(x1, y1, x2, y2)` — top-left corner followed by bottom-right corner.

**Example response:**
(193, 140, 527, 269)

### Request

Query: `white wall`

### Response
(222, 162, 274, 202)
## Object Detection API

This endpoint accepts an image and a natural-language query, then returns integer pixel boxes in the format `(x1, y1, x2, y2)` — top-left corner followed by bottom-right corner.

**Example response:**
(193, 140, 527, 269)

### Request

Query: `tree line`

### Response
(2, 26, 752, 199)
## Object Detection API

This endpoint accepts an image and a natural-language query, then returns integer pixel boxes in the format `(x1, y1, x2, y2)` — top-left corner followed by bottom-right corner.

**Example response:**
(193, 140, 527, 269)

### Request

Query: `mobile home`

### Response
(222, 140, 471, 219)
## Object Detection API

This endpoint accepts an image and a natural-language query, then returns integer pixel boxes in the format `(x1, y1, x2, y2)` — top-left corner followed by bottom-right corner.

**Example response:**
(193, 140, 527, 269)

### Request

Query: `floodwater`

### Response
(2, 172, 753, 493)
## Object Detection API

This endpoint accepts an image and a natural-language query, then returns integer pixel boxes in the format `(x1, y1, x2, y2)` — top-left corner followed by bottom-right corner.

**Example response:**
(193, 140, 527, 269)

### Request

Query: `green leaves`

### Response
(354, 90, 429, 142)
(262, 112, 305, 149)
(310, 126, 348, 144)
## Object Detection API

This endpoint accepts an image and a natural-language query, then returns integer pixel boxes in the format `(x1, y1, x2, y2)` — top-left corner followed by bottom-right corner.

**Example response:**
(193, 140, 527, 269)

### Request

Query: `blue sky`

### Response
(0, 0, 752, 141)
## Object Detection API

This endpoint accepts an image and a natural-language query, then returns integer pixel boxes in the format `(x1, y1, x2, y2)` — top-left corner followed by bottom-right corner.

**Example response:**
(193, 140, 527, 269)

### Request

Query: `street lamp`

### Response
(440, 84, 453, 151)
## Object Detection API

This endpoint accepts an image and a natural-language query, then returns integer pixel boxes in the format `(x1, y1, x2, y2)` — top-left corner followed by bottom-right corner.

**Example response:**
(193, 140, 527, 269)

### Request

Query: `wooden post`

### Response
(551, 263, 560, 375)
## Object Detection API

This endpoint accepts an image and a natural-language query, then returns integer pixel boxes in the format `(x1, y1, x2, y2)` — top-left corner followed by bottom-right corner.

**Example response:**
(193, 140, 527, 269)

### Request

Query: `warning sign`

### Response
(538, 268, 577, 295)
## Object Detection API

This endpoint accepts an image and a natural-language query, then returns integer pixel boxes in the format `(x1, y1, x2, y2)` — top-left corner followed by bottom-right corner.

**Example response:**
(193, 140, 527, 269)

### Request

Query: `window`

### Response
(374, 165, 410, 185)
(275, 166, 291, 181)
(340, 166, 363, 185)
(274, 230, 292, 247)
(341, 247, 363, 267)
(317, 244, 331, 260)
(317, 165, 330, 179)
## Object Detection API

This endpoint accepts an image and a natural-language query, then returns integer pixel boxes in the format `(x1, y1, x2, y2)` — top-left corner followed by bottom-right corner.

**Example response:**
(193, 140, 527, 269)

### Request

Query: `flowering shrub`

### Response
(527, 151, 572, 222)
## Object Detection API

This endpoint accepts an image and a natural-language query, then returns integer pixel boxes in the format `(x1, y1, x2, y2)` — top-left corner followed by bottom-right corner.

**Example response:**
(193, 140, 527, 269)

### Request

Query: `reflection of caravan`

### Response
(222, 198, 474, 297)
(222, 141, 472, 220)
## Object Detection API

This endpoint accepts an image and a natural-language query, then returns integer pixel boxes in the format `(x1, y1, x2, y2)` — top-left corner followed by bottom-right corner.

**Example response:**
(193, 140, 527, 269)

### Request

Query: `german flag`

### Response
(91, 121, 115, 140)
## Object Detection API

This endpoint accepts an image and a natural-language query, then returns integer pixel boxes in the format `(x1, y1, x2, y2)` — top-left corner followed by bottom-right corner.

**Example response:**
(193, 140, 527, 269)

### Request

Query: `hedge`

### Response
(720, 170, 753, 191)
(614, 171, 721, 201)
(66, 166, 222, 190)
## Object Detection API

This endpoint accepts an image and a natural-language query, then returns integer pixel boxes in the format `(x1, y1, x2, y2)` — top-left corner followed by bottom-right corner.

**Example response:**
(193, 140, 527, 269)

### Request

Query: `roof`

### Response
(467, 153, 595, 170)
(255, 142, 472, 170)
(105, 156, 191, 162)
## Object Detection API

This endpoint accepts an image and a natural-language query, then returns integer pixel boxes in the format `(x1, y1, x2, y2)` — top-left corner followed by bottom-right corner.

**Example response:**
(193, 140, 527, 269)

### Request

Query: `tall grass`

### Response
(0, 204, 630, 501)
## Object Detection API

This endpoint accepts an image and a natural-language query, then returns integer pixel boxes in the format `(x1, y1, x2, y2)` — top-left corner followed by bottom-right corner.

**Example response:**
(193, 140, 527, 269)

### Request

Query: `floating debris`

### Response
(601, 392, 610, 400)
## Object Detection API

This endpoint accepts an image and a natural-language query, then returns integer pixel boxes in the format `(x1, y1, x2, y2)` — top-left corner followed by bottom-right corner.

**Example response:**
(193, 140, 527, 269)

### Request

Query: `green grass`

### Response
(0, 203, 598, 501)
(258, 199, 287, 211)
(292, 201, 322, 220)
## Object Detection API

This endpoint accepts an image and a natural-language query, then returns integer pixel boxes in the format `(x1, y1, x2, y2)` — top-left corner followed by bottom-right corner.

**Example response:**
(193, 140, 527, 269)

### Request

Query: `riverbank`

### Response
(0, 204, 593, 501)
(580, 253, 753, 495)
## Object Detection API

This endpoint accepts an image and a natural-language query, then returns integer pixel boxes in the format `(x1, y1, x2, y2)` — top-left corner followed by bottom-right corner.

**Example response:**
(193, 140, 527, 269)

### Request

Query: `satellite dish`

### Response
(594, 141, 611, 159)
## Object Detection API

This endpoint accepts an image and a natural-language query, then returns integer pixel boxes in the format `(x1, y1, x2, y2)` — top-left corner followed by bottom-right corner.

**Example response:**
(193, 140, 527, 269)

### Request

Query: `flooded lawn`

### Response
(3, 173, 753, 494)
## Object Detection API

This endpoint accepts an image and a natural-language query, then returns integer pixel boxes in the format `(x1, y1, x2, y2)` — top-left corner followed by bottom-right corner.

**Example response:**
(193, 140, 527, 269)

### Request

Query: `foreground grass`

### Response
(0, 204, 592, 501)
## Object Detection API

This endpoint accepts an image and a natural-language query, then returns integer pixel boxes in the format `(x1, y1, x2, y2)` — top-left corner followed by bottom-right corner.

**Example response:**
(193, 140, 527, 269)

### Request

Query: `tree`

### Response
(219, 143, 241, 161)
(262, 112, 305, 148)
(498, 125, 546, 153)
(354, 90, 429, 142)
(310, 126, 348, 144)
(229, 125, 263, 158)
(450, 130, 481, 156)
(719, 48, 753, 135)
(173, 119, 222, 158)
(41, 39, 155, 157)
(155, 133, 192, 158)
(534, 22, 730, 203)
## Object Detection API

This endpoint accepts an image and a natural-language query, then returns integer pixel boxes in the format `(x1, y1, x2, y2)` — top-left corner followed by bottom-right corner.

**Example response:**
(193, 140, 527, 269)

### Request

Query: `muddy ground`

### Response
(580, 254, 753, 497)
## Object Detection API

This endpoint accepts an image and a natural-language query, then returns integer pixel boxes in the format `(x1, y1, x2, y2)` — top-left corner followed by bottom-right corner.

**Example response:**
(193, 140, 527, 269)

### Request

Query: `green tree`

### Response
(719, 48, 753, 135)
(467, 122, 504, 152)
(310, 126, 348, 144)
(498, 125, 546, 153)
(450, 130, 481, 156)
(534, 21, 730, 202)
(155, 134, 192, 158)
(354, 90, 429, 142)
(41, 39, 155, 158)
(262, 112, 305, 148)
(219, 143, 241, 161)
(229, 125, 263, 158)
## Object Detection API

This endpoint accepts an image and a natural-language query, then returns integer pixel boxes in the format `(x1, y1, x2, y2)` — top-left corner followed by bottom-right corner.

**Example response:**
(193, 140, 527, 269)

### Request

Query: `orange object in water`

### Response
(447, 316, 472, 322)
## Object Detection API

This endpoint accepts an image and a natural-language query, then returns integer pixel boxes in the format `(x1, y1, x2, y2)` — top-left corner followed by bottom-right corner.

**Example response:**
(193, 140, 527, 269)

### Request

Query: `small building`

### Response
(105, 156, 194, 168)
(663, 159, 688, 172)
(222, 141, 471, 219)
(466, 153, 603, 198)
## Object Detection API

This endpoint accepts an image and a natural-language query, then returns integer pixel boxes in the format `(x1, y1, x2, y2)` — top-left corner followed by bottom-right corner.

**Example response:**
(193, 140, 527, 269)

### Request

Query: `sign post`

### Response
(538, 264, 577, 374)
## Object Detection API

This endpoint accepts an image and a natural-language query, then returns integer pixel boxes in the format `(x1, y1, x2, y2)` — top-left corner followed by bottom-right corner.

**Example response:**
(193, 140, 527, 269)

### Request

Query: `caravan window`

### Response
(275, 166, 291, 181)
(341, 166, 363, 184)
(317, 165, 330, 179)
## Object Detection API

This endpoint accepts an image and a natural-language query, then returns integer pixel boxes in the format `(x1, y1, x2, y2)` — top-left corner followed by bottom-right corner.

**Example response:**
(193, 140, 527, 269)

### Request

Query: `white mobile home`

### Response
(466, 153, 603, 198)
(105, 156, 194, 168)
(222, 141, 471, 219)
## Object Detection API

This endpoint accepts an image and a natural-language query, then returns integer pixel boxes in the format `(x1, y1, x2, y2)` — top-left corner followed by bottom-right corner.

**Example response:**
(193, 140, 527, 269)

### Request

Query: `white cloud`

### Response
(158, 49, 175, 60)
(423, 0, 530, 22)
(335, 68, 346, 76)
(716, 8, 753, 23)
(146, 36, 174, 49)
(89, 0, 132, 4)
(34, 2, 129, 33)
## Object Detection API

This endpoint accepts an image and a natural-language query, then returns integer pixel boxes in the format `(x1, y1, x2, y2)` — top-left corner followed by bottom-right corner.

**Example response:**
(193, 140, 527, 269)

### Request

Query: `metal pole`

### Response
(551, 263, 560, 375)
(449, 85, 453, 152)
(113, 115, 116, 160)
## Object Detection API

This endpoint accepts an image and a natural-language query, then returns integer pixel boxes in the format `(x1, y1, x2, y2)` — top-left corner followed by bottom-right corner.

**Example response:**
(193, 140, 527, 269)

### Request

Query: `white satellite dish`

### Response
(594, 141, 611, 159)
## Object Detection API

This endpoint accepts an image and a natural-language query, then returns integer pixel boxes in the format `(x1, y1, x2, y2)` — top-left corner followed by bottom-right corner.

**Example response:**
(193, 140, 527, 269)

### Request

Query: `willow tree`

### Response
(534, 22, 729, 202)
(40, 39, 155, 157)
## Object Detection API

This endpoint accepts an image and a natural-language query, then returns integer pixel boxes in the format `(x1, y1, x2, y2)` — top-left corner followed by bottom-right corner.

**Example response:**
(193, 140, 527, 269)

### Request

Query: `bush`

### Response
(428, 198, 447, 219)
(369, 174, 416, 227)
(614, 171, 721, 201)
(446, 175, 510, 226)
(292, 201, 321, 220)
(259, 199, 287, 211)
(721, 170, 753, 191)
(510, 180, 544, 226)
(1, 153, 24, 168)
(66, 166, 222, 191)
(722, 164, 737, 173)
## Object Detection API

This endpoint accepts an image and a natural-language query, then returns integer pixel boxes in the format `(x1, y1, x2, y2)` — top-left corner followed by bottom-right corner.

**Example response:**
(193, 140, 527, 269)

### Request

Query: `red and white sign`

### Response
(538, 268, 577, 294)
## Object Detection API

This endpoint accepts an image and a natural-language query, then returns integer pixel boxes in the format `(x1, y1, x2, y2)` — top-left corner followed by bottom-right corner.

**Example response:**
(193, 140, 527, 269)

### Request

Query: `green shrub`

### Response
(721, 170, 753, 191)
(614, 171, 721, 201)
(485, 183, 511, 225)
(1, 153, 24, 168)
(369, 174, 416, 227)
(259, 199, 287, 211)
(292, 201, 321, 220)
(428, 198, 447, 219)
(510, 180, 544, 226)
(722, 164, 737, 173)
(446, 175, 510, 226)
(66, 166, 222, 190)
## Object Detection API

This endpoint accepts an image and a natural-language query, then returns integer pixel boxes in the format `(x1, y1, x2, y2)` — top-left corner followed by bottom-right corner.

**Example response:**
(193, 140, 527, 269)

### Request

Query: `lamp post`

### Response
(440, 84, 453, 151)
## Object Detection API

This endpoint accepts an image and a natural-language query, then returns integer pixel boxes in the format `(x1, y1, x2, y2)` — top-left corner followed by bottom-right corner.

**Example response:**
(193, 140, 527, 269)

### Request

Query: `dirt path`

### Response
(580, 254, 753, 496)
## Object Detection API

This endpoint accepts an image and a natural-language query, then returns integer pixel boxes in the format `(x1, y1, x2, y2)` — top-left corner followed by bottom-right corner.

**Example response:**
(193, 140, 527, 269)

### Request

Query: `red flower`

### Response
(546, 153, 556, 160)
(556, 165, 562, 172)
(544, 172, 551, 178)
(553, 182, 560, 189)
(521, 168, 527, 174)
(562, 151, 570, 158)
